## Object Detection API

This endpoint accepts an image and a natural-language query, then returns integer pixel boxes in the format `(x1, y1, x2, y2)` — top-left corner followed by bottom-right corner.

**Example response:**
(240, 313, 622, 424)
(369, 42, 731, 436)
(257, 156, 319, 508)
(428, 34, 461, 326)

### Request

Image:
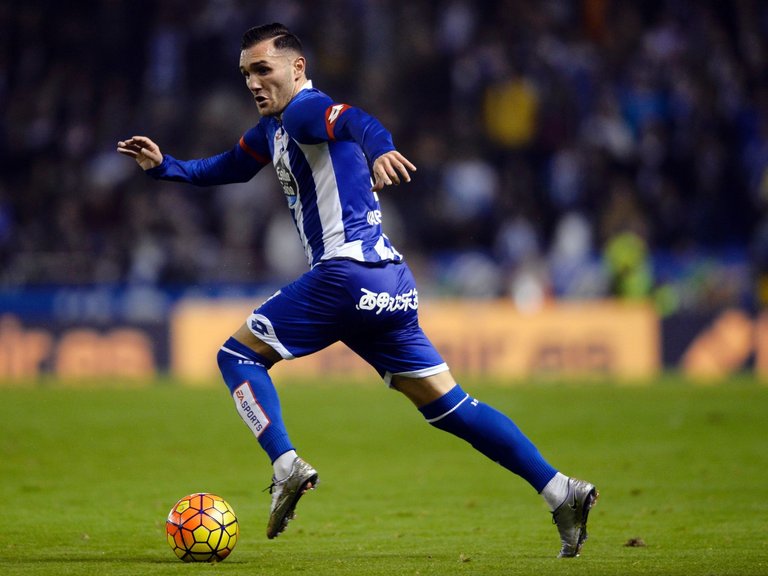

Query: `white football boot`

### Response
(551, 478, 599, 557)
(266, 457, 319, 539)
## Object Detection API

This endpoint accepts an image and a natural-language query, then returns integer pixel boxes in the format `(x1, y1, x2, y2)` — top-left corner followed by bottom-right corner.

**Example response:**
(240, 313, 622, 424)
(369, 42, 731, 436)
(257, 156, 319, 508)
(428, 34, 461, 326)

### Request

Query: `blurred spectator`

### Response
(0, 0, 765, 316)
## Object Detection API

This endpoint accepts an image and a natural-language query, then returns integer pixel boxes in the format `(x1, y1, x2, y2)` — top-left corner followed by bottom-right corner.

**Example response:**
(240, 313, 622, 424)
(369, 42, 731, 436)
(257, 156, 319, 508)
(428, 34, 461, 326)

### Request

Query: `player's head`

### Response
(239, 23, 307, 118)
(241, 23, 303, 54)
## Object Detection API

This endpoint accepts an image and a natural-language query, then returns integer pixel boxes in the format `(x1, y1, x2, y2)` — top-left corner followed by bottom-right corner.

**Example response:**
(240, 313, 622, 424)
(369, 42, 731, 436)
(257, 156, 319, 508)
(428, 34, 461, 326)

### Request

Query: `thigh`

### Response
(246, 262, 356, 359)
(345, 322, 448, 386)
(342, 262, 449, 385)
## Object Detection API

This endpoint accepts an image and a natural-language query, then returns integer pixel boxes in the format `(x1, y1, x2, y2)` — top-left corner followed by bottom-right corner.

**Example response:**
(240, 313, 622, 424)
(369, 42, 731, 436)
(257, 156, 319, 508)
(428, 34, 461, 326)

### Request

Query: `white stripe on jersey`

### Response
(297, 141, 350, 261)
(374, 235, 401, 261)
(292, 186, 313, 266)
(266, 83, 403, 269)
(323, 239, 364, 261)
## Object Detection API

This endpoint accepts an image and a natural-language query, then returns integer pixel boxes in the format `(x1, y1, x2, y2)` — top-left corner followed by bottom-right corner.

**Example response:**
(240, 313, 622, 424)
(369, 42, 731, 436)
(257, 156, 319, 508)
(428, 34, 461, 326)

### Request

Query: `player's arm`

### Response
(116, 128, 270, 185)
(324, 105, 417, 191)
(284, 99, 416, 191)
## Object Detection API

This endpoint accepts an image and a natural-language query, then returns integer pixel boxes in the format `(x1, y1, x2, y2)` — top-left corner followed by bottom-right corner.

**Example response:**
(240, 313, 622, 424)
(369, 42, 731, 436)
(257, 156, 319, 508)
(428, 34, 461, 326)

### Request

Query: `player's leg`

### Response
(341, 260, 558, 492)
(391, 371, 559, 494)
(218, 264, 359, 538)
(218, 324, 291, 465)
(391, 372, 598, 557)
(217, 324, 319, 539)
(343, 261, 597, 556)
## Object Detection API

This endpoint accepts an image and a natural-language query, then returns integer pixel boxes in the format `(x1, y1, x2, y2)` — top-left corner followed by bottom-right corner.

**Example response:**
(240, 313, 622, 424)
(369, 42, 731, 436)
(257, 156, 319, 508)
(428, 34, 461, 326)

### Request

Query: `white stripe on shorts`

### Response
(383, 362, 449, 387)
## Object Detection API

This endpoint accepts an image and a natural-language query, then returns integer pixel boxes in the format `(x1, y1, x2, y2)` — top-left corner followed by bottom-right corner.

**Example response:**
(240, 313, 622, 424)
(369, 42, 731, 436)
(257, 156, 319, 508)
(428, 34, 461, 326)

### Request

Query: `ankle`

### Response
(273, 450, 298, 481)
(541, 472, 570, 511)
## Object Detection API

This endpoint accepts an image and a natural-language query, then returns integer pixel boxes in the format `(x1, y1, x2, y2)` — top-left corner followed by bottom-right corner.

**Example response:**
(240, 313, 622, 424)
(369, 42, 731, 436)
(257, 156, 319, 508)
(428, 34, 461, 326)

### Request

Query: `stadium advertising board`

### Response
(170, 299, 660, 383)
(0, 314, 164, 383)
(0, 286, 171, 384)
(5, 298, 768, 384)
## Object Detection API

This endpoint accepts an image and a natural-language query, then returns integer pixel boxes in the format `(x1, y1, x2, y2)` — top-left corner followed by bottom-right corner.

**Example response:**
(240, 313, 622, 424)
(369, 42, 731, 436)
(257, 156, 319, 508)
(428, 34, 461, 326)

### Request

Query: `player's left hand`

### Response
(371, 151, 417, 192)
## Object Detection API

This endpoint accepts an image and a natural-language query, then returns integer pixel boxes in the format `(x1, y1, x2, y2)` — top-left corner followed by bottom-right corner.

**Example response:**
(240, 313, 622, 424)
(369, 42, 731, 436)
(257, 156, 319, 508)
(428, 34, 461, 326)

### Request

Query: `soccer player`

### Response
(117, 23, 597, 557)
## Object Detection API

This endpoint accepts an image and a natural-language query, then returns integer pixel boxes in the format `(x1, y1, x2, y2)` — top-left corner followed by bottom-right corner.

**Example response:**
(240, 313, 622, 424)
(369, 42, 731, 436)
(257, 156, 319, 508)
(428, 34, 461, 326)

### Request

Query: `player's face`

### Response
(239, 40, 305, 117)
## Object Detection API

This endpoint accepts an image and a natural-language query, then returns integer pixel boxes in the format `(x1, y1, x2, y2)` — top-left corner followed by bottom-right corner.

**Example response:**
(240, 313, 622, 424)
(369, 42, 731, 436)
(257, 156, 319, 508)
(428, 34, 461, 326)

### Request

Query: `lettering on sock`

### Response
(234, 381, 271, 437)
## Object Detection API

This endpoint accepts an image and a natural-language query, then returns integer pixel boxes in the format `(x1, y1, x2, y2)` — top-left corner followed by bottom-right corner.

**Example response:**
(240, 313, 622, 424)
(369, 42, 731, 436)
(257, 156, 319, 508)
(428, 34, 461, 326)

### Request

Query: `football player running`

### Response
(117, 23, 597, 557)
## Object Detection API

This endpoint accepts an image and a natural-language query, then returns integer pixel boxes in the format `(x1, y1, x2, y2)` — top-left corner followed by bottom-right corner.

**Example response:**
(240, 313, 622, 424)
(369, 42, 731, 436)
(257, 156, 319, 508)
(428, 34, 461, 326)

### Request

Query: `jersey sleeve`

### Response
(283, 94, 396, 163)
(324, 105, 395, 162)
(146, 124, 270, 185)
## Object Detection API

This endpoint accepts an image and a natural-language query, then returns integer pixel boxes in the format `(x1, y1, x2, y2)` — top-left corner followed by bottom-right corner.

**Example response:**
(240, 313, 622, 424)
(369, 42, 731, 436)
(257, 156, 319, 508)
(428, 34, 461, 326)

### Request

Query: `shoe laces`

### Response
(263, 479, 281, 495)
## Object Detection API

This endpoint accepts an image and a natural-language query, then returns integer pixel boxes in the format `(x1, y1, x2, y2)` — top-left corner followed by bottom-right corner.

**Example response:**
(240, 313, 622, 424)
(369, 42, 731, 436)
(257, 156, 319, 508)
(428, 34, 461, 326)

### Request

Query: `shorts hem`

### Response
(384, 363, 449, 387)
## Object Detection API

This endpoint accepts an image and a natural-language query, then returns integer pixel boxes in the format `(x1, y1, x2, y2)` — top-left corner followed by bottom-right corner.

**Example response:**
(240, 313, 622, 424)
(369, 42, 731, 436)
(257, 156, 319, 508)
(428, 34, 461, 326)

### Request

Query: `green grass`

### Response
(1, 378, 767, 575)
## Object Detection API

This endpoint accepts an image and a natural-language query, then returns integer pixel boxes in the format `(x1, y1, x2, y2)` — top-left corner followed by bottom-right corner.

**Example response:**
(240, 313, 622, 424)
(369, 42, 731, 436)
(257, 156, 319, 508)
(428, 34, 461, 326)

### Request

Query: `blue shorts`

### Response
(247, 260, 448, 384)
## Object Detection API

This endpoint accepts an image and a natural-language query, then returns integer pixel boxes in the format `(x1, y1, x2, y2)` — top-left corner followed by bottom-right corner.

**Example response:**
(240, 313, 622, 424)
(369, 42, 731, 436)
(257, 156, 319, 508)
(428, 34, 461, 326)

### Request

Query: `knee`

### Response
(392, 370, 457, 408)
(218, 337, 276, 370)
(216, 346, 231, 371)
(217, 338, 250, 373)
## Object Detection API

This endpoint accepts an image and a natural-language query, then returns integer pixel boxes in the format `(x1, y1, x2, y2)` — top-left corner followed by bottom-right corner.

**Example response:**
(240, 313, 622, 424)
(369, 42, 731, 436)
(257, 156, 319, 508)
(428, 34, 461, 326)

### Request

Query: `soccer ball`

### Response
(166, 493, 239, 562)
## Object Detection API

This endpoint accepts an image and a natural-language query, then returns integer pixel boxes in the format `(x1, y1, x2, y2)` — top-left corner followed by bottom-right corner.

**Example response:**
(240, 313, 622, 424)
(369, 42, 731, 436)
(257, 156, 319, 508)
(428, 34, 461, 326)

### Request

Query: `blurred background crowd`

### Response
(2, 0, 768, 315)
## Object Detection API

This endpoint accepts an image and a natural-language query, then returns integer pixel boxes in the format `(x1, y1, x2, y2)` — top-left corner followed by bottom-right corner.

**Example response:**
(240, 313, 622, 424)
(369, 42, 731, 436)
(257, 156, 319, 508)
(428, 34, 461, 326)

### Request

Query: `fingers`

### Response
(371, 177, 385, 192)
(117, 136, 156, 153)
(371, 151, 417, 191)
(117, 139, 140, 157)
(116, 136, 162, 170)
(383, 152, 415, 184)
(394, 152, 417, 173)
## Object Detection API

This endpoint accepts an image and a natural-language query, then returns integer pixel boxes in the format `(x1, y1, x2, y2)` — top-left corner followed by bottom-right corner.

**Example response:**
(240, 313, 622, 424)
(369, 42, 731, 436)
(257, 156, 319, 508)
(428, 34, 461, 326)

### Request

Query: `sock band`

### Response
(220, 336, 274, 369)
(425, 393, 470, 423)
(418, 384, 468, 421)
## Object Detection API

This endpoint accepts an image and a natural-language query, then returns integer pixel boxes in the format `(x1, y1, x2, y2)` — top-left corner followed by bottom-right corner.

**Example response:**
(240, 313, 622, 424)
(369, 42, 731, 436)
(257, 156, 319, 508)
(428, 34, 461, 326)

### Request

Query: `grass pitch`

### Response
(0, 377, 766, 575)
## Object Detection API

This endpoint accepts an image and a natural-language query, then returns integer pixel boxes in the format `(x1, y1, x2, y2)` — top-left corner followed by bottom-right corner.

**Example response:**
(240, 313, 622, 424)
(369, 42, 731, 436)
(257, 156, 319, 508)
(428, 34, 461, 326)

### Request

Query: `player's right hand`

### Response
(116, 136, 163, 171)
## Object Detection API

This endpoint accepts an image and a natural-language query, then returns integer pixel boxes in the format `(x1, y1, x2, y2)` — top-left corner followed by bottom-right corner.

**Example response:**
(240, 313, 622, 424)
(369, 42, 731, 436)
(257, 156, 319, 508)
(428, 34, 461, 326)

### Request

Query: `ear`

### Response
(293, 56, 306, 80)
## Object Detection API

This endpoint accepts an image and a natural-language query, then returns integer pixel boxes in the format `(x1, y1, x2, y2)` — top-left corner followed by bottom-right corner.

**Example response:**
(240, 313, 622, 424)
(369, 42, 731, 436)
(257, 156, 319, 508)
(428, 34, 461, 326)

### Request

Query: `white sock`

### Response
(541, 472, 571, 511)
(273, 450, 298, 481)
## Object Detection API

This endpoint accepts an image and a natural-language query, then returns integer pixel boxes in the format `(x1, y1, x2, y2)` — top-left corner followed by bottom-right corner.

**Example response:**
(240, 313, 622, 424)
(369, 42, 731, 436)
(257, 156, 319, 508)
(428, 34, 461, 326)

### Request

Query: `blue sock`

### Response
(217, 337, 294, 463)
(418, 385, 557, 492)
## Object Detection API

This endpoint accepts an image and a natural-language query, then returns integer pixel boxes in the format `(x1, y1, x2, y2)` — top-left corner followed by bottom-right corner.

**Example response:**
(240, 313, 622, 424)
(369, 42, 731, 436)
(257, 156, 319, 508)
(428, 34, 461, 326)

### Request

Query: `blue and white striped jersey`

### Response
(147, 81, 403, 268)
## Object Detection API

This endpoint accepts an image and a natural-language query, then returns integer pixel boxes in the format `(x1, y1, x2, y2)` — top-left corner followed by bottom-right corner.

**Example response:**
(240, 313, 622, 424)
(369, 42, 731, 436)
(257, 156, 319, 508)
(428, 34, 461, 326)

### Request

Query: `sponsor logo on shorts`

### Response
(357, 288, 419, 315)
(233, 382, 271, 437)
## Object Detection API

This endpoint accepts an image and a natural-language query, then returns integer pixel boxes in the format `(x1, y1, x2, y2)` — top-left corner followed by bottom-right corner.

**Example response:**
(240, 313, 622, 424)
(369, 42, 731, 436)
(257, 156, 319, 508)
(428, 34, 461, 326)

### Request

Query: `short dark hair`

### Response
(241, 23, 303, 53)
